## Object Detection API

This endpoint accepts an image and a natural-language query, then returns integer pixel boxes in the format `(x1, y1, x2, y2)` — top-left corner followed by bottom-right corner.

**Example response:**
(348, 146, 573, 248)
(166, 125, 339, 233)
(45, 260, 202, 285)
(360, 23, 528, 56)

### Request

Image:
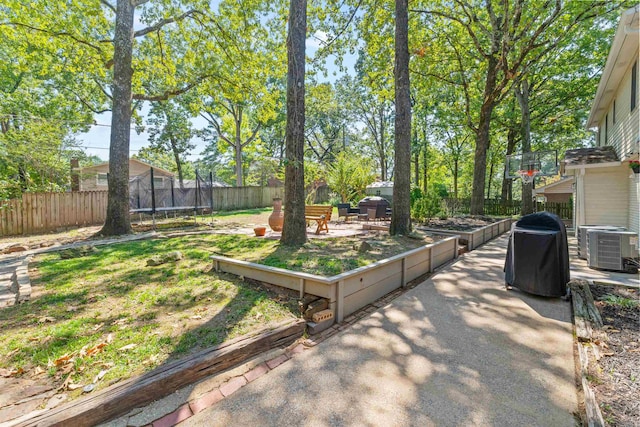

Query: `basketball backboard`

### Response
(505, 150, 558, 179)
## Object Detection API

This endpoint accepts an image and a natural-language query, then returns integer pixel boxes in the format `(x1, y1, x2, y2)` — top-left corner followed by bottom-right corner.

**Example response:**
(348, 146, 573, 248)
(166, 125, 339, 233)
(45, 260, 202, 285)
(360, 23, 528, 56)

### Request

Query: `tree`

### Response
(326, 151, 376, 203)
(413, 0, 625, 214)
(145, 100, 195, 188)
(280, 0, 307, 246)
(101, 0, 135, 236)
(390, 0, 412, 236)
(336, 75, 395, 181)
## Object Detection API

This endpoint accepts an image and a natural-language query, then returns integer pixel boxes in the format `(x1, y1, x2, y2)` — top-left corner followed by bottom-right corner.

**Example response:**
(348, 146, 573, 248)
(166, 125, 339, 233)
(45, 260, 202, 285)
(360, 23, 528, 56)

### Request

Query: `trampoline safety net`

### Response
(129, 168, 215, 214)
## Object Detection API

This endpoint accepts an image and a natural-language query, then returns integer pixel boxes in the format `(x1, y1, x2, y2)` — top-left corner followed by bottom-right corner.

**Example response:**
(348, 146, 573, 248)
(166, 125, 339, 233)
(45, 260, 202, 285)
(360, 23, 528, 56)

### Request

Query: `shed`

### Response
(365, 181, 393, 204)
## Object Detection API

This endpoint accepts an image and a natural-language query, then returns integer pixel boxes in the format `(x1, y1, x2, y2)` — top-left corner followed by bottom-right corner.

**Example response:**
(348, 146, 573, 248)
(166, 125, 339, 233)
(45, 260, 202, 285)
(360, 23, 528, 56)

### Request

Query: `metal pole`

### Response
(209, 171, 214, 223)
(171, 177, 175, 207)
(150, 168, 156, 228)
(194, 169, 199, 224)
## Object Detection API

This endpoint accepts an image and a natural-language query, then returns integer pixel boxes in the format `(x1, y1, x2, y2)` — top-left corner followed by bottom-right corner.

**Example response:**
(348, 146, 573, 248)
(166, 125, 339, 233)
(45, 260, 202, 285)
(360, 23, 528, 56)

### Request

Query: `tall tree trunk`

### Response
(234, 109, 243, 186)
(515, 79, 533, 215)
(281, 0, 307, 246)
(422, 125, 427, 193)
(453, 160, 459, 199)
(100, 0, 134, 236)
(413, 126, 419, 186)
(470, 56, 499, 215)
(379, 109, 387, 180)
(501, 126, 517, 201)
(486, 156, 494, 199)
(390, 0, 411, 235)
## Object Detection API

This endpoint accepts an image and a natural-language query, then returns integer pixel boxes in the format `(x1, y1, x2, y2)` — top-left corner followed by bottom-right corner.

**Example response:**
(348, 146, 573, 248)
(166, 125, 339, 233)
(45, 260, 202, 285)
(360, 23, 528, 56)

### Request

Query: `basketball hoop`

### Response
(517, 169, 539, 185)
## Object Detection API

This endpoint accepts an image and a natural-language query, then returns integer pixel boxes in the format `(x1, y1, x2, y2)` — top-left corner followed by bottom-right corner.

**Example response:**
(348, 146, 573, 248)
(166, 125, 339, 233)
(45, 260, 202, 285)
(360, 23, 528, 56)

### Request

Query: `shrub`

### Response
(411, 191, 442, 223)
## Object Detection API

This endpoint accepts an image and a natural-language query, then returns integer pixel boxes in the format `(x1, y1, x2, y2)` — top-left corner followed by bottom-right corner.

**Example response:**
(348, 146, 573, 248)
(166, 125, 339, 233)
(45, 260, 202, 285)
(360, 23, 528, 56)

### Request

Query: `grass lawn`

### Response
(0, 227, 435, 398)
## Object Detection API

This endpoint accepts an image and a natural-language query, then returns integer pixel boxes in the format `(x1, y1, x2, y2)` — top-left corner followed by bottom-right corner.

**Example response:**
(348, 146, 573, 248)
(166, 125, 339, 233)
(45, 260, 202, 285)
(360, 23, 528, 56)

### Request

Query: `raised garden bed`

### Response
(417, 217, 513, 250)
(212, 235, 460, 324)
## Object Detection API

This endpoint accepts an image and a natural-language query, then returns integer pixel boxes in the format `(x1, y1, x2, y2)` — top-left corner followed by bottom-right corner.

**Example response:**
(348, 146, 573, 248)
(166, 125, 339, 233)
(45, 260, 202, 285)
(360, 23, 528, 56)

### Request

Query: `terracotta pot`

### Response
(254, 226, 266, 237)
(268, 198, 284, 231)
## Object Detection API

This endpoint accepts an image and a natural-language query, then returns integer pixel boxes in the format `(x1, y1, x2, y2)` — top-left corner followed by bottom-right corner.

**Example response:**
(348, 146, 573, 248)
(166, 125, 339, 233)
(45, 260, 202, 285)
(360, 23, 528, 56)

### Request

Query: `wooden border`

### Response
(212, 236, 460, 323)
(419, 218, 513, 250)
(16, 319, 305, 427)
(569, 280, 606, 427)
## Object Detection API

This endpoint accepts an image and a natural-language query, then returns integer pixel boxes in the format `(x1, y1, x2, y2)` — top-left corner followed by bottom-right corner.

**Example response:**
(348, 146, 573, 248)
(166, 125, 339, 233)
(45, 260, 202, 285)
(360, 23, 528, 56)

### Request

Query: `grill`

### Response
(504, 212, 570, 297)
(357, 196, 391, 219)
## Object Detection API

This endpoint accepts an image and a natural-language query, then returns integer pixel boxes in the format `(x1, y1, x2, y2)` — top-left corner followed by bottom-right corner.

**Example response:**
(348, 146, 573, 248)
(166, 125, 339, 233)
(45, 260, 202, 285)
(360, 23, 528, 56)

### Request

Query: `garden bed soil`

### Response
(419, 215, 502, 232)
(588, 284, 639, 426)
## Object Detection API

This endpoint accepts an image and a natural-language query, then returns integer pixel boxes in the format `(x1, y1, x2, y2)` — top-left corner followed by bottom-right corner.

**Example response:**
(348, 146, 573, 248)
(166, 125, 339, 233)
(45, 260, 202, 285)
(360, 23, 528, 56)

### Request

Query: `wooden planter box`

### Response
(419, 218, 513, 251)
(211, 235, 459, 323)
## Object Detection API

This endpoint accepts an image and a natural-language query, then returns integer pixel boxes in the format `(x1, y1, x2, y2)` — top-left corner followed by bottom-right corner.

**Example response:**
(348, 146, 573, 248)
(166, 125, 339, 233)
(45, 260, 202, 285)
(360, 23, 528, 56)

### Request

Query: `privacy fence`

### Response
(442, 198, 572, 220)
(0, 186, 283, 237)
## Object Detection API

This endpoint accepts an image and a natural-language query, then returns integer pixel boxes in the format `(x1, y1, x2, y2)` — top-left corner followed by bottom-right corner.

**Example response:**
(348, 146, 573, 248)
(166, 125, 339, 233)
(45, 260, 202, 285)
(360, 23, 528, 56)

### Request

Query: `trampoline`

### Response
(129, 168, 218, 223)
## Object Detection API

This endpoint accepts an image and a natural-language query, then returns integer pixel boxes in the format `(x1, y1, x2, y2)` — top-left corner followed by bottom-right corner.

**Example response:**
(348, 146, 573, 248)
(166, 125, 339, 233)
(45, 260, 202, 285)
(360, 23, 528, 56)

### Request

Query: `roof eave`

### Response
(586, 6, 640, 130)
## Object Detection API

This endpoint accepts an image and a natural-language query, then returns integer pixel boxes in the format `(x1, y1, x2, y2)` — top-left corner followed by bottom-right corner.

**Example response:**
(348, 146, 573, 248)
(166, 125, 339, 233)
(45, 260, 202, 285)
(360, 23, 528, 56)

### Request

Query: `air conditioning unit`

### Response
(587, 230, 639, 273)
(577, 225, 626, 259)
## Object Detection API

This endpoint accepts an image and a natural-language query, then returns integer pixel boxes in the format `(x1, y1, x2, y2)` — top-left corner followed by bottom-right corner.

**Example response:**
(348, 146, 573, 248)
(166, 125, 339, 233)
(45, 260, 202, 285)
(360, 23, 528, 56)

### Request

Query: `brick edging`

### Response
(150, 342, 306, 427)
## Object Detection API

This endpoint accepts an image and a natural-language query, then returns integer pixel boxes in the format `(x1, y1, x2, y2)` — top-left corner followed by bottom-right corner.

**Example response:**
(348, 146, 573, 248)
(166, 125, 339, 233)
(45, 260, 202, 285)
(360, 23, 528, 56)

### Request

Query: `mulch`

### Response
(589, 284, 639, 426)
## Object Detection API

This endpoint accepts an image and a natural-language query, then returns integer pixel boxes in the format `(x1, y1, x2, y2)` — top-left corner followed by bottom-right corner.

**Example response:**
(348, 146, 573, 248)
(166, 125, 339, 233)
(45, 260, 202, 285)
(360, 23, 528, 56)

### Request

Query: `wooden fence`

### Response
(443, 198, 572, 220)
(0, 187, 285, 237)
(0, 191, 108, 237)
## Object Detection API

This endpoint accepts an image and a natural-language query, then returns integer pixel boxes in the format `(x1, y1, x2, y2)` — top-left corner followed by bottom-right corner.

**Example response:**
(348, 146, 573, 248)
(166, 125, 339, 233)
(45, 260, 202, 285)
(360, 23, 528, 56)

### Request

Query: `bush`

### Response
(410, 187, 423, 204)
(411, 191, 442, 223)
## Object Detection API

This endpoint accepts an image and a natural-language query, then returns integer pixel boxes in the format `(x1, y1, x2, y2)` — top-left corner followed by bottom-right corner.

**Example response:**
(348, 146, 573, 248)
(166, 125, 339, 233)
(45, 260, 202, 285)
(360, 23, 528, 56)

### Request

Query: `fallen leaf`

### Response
(0, 368, 23, 377)
(92, 323, 104, 331)
(67, 383, 84, 391)
(54, 354, 74, 367)
(84, 343, 107, 357)
(38, 317, 56, 323)
(31, 366, 46, 377)
(111, 318, 128, 326)
(602, 351, 615, 357)
(106, 333, 114, 343)
(66, 306, 79, 312)
(190, 315, 202, 320)
(93, 369, 108, 383)
(118, 344, 137, 352)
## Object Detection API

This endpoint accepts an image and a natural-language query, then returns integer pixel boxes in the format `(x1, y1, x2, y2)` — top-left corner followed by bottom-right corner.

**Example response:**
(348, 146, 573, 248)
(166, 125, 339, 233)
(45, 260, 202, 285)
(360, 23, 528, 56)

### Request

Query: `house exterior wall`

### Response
(545, 193, 571, 203)
(596, 56, 640, 161)
(630, 173, 640, 234)
(79, 161, 173, 191)
(580, 167, 629, 227)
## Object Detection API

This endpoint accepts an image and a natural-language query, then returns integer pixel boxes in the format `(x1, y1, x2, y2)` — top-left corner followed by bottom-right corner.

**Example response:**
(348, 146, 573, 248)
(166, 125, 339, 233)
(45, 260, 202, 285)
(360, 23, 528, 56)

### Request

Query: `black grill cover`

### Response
(504, 212, 570, 297)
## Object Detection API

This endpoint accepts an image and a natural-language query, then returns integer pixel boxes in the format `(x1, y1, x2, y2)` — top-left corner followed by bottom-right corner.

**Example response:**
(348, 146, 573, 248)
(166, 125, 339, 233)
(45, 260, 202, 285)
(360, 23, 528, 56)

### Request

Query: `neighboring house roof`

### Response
(78, 158, 175, 177)
(533, 177, 574, 195)
(586, 6, 639, 129)
(366, 181, 394, 189)
(564, 146, 620, 168)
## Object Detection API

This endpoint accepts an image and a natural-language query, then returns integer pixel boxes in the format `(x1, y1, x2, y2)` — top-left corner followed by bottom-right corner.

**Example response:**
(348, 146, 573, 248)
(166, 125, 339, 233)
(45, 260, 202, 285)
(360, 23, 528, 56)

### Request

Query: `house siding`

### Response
(630, 173, 640, 234)
(78, 161, 173, 191)
(583, 167, 629, 227)
(597, 55, 640, 160)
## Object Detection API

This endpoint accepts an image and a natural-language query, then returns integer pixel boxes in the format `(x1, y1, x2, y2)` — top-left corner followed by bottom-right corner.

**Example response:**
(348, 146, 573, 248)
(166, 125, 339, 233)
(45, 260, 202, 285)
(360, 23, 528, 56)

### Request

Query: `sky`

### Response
(75, 31, 357, 162)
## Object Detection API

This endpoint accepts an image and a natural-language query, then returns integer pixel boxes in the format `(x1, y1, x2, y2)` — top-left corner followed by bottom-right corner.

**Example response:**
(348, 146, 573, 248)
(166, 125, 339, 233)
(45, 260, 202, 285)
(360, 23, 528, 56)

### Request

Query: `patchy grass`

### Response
(0, 234, 297, 397)
(0, 229, 437, 399)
